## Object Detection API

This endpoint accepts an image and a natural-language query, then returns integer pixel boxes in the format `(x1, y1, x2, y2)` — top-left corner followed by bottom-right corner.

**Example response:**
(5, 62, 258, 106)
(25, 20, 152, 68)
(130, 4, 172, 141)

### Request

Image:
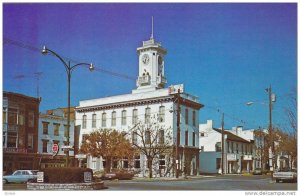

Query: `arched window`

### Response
(122, 110, 127, 125)
(159, 129, 164, 144)
(132, 109, 138, 124)
(102, 113, 106, 127)
(159, 106, 165, 123)
(145, 107, 151, 124)
(92, 114, 97, 128)
(111, 111, 116, 126)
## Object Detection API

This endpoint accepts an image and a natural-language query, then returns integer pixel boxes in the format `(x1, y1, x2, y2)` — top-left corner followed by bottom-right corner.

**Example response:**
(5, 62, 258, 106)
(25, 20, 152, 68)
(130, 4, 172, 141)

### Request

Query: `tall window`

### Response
(28, 111, 34, 127)
(8, 108, 18, 125)
(192, 131, 196, 146)
(132, 131, 137, 145)
(145, 107, 151, 124)
(42, 122, 49, 134)
(123, 158, 129, 168)
(192, 110, 196, 126)
(216, 158, 221, 169)
(121, 110, 127, 125)
(7, 132, 17, 147)
(185, 130, 188, 145)
(134, 156, 140, 168)
(82, 115, 87, 129)
(111, 111, 116, 126)
(159, 129, 164, 144)
(159, 106, 165, 123)
(3, 109, 7, 124)
(236, 143, 239, 153)
(145, 130, 150, 144)
(132, 109, 138, 124)
(53, 123, 60, 136)
(102, 113, 106, 127)
(242, 144, 244, 154)
(18, 111, 25, 125)
(159, 155, 166, 169)
(27, 134, 33, 149)
(185, 108, 189, 125)
(227, 141, 230, 153)
(42, 140, 48, 153)
(64, 125, 68, 137)
(92, 114, 97, 128)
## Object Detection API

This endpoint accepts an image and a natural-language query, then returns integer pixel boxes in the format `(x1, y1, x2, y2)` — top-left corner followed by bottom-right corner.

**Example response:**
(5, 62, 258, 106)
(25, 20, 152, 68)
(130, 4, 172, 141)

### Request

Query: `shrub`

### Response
(41, 167, 93, 183)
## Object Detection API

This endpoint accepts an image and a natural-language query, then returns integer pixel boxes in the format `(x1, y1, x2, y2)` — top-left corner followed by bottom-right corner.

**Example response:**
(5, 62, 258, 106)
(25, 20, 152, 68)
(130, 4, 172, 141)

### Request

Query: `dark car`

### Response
(253, 168, 262, 175)
(102, 171, 134, 180)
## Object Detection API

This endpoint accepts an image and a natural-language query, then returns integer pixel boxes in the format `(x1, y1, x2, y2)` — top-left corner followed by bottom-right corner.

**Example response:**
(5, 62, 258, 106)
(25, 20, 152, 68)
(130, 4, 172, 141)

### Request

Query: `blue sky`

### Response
(3, 3, 297, 130)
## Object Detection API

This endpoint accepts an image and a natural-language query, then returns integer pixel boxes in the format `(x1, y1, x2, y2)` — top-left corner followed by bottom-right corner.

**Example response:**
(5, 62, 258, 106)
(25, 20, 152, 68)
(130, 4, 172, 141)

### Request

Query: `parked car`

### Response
(273, 168, 297, 183)
(253, 168, 262, 175)
(3, 170, 39, 184)
(101, 170, 134, 180)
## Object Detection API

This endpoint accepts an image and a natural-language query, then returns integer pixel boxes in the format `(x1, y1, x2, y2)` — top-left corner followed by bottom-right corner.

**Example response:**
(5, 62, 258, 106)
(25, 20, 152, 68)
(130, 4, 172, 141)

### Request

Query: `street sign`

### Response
(37, 172, 44, 183)
(84, 172, 92, 182)
(52, 144, 59, 153)
(75, 154, 87, 159)
(61, 145, 74, 151)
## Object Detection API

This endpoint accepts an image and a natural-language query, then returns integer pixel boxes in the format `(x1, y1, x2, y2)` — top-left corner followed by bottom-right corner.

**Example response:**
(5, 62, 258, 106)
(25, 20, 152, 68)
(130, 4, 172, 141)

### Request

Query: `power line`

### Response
(4, 37, 135, 81)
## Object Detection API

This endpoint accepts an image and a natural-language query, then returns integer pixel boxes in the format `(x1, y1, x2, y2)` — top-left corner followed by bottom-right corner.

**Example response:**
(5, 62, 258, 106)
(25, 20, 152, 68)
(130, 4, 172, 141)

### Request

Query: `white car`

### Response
(3, 170, 39, 184)
(273, 168, 297, 183)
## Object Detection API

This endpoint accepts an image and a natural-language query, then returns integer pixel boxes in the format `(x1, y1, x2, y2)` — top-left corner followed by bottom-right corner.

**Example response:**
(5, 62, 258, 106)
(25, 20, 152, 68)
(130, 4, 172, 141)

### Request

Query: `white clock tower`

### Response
(133, 17, 167, 94)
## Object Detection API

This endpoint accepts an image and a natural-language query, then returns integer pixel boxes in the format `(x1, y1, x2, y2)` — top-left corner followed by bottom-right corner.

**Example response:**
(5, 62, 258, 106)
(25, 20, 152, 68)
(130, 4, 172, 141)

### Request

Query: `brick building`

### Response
(3, 91, 41, 173)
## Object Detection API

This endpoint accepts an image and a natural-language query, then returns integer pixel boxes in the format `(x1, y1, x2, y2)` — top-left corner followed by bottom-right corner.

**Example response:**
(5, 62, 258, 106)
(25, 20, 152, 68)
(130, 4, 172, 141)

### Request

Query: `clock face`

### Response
(142, 54, 150, 65)
(158, 56, 163, 65)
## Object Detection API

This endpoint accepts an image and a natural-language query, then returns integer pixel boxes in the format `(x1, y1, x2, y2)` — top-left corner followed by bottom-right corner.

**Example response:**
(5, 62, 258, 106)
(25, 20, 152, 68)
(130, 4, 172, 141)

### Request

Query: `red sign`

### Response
(52, 144, 59, 153)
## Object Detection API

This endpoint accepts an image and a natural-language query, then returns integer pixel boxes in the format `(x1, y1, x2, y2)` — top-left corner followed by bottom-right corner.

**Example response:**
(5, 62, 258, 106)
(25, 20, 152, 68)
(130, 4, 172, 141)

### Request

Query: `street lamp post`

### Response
(246, 86, 276, 177)
(175, 89, 181, 178)
(169, 89, 181, 178)
(42, 46, 94, 167)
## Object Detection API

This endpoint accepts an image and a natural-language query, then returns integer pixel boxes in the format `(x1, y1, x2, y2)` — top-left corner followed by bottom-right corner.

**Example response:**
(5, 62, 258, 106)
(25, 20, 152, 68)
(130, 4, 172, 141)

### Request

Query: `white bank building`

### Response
(75, 30, 203, 177)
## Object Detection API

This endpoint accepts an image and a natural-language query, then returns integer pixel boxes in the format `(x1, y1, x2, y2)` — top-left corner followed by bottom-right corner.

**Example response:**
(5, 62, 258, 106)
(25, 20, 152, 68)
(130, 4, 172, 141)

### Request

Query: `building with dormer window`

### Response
(199, 120, 255, 174)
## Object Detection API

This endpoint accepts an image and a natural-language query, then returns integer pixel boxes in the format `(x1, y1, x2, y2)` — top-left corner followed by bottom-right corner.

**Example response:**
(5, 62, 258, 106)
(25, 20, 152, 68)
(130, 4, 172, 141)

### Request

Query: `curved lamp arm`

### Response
(42, 46, 69, 73)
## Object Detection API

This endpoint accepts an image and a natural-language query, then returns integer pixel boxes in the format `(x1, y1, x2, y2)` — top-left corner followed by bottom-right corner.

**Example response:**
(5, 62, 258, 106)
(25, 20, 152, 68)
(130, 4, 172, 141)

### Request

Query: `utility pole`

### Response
(175, 88, 181, 178)
(221, 113, 225, 174)
(267, 85, 275, 177)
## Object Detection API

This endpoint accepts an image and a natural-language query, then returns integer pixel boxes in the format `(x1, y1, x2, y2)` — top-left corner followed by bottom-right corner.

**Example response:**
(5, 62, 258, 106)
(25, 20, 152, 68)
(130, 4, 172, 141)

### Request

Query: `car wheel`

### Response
(3, 179, 8, 184)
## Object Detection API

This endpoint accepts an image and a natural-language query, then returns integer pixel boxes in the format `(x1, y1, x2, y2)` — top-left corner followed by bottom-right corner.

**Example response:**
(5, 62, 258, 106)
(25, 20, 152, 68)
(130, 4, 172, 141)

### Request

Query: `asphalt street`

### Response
(104, 175, 297, 191)
(2, 175, 298, 191)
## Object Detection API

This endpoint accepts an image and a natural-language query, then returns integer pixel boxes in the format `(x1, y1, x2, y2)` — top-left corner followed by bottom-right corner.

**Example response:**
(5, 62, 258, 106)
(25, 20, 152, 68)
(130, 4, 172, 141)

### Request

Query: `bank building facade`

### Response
(75, 26, 204, 177)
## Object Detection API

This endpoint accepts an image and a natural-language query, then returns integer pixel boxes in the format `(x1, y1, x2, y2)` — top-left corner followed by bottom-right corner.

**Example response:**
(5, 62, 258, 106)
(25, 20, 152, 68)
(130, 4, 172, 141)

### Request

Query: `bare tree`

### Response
(130, 116, 173, 178)
(80, 129, 136, 172)
(281, 88, 297, 168)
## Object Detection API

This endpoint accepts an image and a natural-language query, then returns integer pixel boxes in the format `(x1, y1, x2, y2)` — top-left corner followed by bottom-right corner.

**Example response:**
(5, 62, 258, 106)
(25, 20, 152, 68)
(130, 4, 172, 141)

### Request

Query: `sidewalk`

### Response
(131, 175, 216, 182)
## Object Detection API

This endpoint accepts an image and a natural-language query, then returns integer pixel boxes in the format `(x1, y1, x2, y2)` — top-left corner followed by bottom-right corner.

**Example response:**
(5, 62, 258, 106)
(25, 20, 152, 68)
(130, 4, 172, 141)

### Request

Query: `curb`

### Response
(131, 175, 215, 182)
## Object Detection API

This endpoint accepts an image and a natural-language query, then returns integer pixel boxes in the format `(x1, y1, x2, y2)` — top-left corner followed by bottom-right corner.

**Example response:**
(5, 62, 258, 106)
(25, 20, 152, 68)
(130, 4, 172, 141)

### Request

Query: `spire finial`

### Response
(150, 16, 154, 40)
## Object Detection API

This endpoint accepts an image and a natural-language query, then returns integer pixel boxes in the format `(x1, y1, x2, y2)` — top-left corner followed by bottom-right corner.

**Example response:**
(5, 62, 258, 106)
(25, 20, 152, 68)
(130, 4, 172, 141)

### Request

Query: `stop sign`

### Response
(52, 144, 59, 153)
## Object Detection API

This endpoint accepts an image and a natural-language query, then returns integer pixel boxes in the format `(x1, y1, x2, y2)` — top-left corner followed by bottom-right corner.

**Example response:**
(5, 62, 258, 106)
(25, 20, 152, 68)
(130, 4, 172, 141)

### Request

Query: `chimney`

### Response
(207, 120, 213, 129)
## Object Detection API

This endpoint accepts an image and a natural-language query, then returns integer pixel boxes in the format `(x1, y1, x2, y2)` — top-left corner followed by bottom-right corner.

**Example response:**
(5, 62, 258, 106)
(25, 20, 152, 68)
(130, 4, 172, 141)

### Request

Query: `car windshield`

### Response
(31, 170, 38, 175)
(278, 168, 292, 172)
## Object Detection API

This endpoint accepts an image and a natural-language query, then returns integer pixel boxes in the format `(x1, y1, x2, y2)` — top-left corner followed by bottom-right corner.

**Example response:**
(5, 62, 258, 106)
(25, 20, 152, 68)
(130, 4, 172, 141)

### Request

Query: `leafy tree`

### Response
(130, 116, 173, 178)
(80, 129, 136, 172)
